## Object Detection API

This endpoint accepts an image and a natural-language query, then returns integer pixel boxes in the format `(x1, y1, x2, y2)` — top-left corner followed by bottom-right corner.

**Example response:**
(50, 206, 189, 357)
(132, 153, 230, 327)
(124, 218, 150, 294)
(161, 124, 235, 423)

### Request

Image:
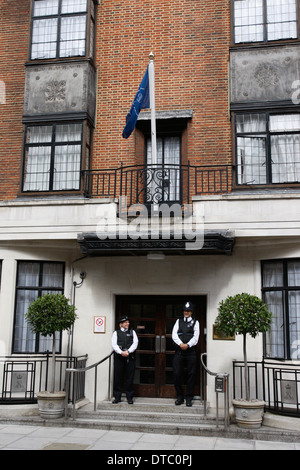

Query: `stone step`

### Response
(71, 415, 219, 436)
(97, 397, 206, 415)
(72, 397, 220, 435)
(80, 408, 212, 424)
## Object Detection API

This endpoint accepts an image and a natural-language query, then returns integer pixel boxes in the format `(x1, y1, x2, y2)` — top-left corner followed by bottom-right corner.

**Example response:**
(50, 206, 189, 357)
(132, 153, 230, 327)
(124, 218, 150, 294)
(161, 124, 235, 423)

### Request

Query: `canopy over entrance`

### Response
(77, 231, 235, 257)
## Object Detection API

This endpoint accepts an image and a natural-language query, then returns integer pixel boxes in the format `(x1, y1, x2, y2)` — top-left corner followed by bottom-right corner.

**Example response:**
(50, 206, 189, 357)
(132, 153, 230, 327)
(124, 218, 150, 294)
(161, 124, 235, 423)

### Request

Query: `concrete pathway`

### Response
(0, 422, 299, 451)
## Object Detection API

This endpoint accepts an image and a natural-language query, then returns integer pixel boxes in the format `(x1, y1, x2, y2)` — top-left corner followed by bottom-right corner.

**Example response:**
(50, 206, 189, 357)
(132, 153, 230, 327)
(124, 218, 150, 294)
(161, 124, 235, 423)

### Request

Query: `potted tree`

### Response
(25, 293, 77, 419)
(215, 293, 272, 428)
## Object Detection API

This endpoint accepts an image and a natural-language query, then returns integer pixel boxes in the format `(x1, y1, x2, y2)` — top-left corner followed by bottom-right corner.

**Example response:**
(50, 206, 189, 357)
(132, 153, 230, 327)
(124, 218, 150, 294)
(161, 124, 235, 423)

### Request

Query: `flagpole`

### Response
(148, 52, 157, 167)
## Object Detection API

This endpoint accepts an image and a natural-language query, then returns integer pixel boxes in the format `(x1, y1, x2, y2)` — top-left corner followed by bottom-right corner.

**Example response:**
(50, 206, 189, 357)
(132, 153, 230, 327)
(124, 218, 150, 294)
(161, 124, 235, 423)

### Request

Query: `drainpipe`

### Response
(67, 255, 87, 359)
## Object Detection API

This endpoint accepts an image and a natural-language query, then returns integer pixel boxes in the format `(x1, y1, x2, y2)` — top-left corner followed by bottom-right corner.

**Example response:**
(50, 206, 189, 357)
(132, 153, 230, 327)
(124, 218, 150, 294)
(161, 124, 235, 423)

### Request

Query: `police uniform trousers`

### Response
(173, 348, 197, 400)
(113, 353, 135, 401)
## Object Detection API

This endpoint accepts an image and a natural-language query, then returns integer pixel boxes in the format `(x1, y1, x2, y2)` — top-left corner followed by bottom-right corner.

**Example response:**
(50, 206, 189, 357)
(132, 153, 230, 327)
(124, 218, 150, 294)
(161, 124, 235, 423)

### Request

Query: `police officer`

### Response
(172, 301, 199, 407)
(111, 315, 138, 404)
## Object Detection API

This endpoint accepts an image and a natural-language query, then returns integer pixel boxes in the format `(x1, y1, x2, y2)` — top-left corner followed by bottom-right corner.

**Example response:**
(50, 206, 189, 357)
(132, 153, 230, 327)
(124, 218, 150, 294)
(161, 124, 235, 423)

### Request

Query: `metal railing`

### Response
(201, 353, 230, 429)
(0, 354, 87, 404)
(82, 163, 231, 204)
(233, 359, 300, 417)
(65, 351, 114, 420)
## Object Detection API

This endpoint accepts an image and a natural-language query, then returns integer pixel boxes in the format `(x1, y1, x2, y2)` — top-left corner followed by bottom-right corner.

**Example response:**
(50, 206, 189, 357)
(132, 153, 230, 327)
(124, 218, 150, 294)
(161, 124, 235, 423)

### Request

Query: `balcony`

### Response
(82, 163, 231, 205)
(77, 163, 235, 257)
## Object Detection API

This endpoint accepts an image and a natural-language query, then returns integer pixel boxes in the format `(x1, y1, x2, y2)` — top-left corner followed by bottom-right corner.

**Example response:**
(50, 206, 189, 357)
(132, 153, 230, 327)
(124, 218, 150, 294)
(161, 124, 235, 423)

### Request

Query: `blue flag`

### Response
(122, 67, 150, 139)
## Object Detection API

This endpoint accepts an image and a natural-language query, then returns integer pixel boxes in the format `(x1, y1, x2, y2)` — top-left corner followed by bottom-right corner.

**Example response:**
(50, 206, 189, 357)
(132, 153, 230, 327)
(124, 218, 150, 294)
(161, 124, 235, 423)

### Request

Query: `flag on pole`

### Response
(122, 67, 150, 139)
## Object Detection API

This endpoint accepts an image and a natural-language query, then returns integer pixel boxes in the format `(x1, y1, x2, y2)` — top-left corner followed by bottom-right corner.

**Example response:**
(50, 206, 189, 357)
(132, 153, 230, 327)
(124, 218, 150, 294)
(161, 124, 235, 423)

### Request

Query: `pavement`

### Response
(0, 421, 300, 451)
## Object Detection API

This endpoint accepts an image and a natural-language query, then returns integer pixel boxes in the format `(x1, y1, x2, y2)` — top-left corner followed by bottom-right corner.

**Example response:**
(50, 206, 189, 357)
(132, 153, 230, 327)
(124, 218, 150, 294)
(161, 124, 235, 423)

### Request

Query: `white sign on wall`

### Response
(94, 316, 106, 333)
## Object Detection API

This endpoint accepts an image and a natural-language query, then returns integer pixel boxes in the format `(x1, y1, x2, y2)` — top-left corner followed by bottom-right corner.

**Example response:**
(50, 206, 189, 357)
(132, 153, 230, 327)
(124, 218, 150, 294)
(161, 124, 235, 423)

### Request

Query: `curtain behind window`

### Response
(23, 124, 82, 192)
(236, 114, 267, 184)
(14, 262, 64, 353)
(31, 0, 88, 59)
(23, 126, 52, 192)
(234, 0, 297, 43)
(270, 115, 300, 183)
(234, 0, 264, 43)
(287, 261, 300, 359)
(263, 261, 300, 359)
(146, 136, 181, 203)
(53, 124, 82, 190)
(59, 15, 86, 57)
(267, 0, 297, 40)
(31, 18, 58, 59)
(61, 0, 87, 13)
(236, 113, 300, 185)
(33, 0, 59, 17)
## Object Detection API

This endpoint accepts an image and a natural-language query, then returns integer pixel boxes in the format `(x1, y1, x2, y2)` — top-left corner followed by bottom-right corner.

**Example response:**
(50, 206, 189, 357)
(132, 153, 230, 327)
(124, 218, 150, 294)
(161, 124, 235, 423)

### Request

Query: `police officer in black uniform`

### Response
(111, 315, 138, 404)
(172, 301, 200, 407)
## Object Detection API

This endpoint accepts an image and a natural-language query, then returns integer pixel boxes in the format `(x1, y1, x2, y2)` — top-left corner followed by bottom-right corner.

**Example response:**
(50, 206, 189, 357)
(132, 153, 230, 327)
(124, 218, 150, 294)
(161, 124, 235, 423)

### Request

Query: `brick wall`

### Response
(94, 0, 232, 170)
(0, 0, 31, 201)
(0, 0, 231, 201)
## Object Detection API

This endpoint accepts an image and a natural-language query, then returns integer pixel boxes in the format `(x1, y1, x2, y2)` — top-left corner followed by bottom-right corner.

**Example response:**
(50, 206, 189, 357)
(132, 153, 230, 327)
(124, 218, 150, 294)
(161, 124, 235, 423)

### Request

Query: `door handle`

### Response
(156, 336, 160, 353)
(156, 335, 166, 353)
(161, 336, 165, 353)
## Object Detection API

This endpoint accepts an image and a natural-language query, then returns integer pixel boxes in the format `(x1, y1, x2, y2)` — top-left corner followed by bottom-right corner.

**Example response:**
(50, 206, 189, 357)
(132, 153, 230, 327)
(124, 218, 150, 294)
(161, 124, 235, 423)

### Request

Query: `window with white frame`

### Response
(235, 112, 300, 185)
(262, 259, 300, 360)
(13, 261, 65, 354)
(30, 0, 96, 60)
(22, 122, 90, 192)
(233, 0, 298, 43)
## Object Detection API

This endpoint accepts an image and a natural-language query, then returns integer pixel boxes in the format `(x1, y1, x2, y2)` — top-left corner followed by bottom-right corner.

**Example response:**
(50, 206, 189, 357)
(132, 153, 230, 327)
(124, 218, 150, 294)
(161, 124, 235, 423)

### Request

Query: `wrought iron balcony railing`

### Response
(82, 163, 231, 204)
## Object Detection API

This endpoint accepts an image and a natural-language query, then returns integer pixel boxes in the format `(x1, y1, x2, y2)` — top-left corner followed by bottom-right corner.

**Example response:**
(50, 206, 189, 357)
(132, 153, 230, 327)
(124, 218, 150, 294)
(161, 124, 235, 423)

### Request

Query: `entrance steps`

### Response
(72, 397, 222, 435)
(2, 398, 300, 442)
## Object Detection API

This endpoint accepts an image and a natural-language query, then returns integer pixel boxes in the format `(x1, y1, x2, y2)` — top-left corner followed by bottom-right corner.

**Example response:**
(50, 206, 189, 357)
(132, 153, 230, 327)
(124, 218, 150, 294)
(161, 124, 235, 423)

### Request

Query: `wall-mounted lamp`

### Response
(73, 271, 86, 288)
(69, 271, 87, 357)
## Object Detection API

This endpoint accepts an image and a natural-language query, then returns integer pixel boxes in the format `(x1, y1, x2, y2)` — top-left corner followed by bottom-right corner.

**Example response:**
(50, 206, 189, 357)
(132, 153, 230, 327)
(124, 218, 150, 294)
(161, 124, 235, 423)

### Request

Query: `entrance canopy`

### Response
(77, 231, 235, 256)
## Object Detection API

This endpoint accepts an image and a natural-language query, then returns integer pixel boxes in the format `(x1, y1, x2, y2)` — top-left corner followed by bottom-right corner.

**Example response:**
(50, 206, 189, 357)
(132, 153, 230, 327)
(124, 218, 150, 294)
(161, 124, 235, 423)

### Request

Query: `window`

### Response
(262, 259, 300, 359)
(13, 261, 65, 353)
(233, 0, 298, 43)
(22, 122, 89, 192)
(146, 136, 181, 203)
(235, 112, 300, 185)
(31, 0, 96, 60)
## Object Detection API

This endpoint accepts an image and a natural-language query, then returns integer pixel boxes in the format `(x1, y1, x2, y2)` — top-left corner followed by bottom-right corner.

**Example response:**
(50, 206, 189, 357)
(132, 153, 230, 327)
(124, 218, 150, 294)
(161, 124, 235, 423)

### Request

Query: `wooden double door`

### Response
(116, 295, 206, 399)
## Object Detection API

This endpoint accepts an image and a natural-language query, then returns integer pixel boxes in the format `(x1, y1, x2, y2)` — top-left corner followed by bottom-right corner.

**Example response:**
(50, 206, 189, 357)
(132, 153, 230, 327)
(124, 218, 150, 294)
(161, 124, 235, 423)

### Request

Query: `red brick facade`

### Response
(0, 0, 232, 201)
(0, 1, 31, 200)
(95, 0, 231, 169)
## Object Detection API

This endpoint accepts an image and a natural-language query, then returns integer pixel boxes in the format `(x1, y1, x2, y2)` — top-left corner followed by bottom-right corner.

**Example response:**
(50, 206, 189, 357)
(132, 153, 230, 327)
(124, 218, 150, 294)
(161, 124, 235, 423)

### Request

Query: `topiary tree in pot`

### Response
(25, 293, 77, 418)
(214, 293, 272, 428)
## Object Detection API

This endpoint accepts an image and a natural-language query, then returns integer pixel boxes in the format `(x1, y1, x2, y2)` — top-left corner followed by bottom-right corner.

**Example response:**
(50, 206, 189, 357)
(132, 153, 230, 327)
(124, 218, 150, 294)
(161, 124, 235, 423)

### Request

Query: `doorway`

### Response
(115, 295, 206, 398)
(146, 136, 181, 204)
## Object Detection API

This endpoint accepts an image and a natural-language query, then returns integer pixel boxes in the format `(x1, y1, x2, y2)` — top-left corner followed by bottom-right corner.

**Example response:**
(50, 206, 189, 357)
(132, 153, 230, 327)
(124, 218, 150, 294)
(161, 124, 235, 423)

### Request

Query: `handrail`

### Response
(201, 353, 230, 429)
(83, 162, 231, 173)
(65, 351, 113, 373)
(201, 352, 219, 376)
(201, 352, 229, 377)
(200, 353, 215, 417)
(65, 351, 114, 420)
